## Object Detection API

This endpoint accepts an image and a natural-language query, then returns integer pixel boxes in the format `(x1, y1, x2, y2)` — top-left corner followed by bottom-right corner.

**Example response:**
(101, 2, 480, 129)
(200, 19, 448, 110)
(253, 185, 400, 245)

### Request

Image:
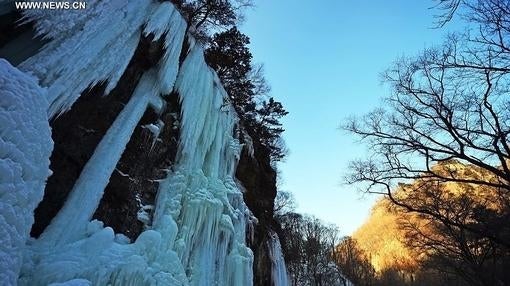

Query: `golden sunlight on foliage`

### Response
(352, 199, 419, 274)
(342, 161, 510, 285)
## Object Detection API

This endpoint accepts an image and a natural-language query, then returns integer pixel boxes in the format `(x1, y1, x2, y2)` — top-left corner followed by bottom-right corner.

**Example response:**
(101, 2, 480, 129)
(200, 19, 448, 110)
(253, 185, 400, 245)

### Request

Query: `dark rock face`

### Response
(93, 92, 181, 240)
(31, 35, 166, 237)
(236, 140, 281, 286)
(0, 11, 28, 47)
(0, 11, 47, 65)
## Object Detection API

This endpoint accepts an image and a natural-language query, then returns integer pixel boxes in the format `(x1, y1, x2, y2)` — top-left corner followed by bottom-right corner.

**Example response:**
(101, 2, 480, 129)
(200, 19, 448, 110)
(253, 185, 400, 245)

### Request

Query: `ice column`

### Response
(38, 71, 158, 246)
(152, 44, 253, 286)
(34, 1, 187, 247)
(268, 232, 290, 286)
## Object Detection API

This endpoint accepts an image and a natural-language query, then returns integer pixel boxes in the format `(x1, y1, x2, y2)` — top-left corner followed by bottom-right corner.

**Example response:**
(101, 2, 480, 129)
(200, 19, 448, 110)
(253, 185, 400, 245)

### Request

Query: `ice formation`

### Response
(37, 71, 162, 247)
(268, 232, 290, 286)
(153, 43, 254, 285)
(48, 279, 92, 286)
(143, 1, 187, 95)
(0, 1, 289, 285)
(19, 0, 153, 117)
(0, 60, 52, 285)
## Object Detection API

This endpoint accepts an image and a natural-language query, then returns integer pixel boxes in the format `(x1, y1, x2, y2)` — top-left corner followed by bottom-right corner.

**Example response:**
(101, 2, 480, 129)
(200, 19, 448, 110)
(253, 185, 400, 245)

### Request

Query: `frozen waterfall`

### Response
(269, 232, 290, 286)
(0, 0, 289, 285)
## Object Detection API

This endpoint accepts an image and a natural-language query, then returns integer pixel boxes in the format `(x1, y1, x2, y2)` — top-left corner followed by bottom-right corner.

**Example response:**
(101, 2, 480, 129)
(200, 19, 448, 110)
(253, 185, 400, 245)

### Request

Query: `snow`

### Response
(242, 129, 255, 158)
(0, 59, 52, 285)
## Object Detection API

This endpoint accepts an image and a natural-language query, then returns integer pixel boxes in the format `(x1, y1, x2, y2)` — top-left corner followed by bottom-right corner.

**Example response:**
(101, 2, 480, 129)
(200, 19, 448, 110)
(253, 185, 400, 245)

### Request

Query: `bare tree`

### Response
(392, 163, 510, 286)
(172, 0, 253, 41)
(344, 2, 510, 285)
(278, 213, 344, 286)
(249, 63, 271, 98)
(274, 191, 297, 218)
(344, 0, 510, 249)
(335, 237, 376, 286)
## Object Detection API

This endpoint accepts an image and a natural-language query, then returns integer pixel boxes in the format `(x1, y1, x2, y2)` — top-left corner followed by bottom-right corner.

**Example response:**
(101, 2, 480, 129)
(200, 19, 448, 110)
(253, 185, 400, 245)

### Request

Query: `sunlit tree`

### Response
(345, 1, 510, 284)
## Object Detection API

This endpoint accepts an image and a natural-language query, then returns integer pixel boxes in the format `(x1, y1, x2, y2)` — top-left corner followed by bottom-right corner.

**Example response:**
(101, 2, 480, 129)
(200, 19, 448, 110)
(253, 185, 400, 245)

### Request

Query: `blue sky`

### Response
(241, 0, 462, 235)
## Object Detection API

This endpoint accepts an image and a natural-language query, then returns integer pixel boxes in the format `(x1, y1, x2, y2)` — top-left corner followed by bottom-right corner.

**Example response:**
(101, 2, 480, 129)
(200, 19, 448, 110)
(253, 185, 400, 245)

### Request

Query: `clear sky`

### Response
(241, 0, 462, 235)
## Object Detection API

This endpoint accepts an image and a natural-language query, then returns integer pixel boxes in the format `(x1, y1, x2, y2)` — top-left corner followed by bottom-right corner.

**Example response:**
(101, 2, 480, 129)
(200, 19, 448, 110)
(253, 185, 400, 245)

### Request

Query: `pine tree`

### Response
(204, 27, 288, 162)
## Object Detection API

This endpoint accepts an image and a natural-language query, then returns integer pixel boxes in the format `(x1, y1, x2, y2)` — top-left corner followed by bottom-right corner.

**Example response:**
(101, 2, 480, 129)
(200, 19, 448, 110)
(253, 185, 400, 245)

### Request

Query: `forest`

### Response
(269, 0, 510, 285)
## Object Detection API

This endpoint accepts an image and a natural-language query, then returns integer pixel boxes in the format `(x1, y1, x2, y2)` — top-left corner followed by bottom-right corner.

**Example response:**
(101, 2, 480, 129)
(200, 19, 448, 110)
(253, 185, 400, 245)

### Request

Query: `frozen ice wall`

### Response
(0, 60, 52, 285)
(268, 232, 290, 286)
(0, 0, 288, 285)
(153, 43, 253, 285)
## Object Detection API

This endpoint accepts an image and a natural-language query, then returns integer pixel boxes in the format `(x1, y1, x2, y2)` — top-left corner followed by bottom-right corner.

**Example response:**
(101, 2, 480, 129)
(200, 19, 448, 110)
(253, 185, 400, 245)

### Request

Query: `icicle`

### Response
(16, 0, 186, 117)
(268, 232, 290, 286)
(150, 43, 254, 286)
(242, 129, 255, 158)
(142, 119, 165, 150)
(38, 70, 159, 247)
(174, 45, 240, 178)
(144, 2, 187, 95)
(19, 0, 152, 117)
